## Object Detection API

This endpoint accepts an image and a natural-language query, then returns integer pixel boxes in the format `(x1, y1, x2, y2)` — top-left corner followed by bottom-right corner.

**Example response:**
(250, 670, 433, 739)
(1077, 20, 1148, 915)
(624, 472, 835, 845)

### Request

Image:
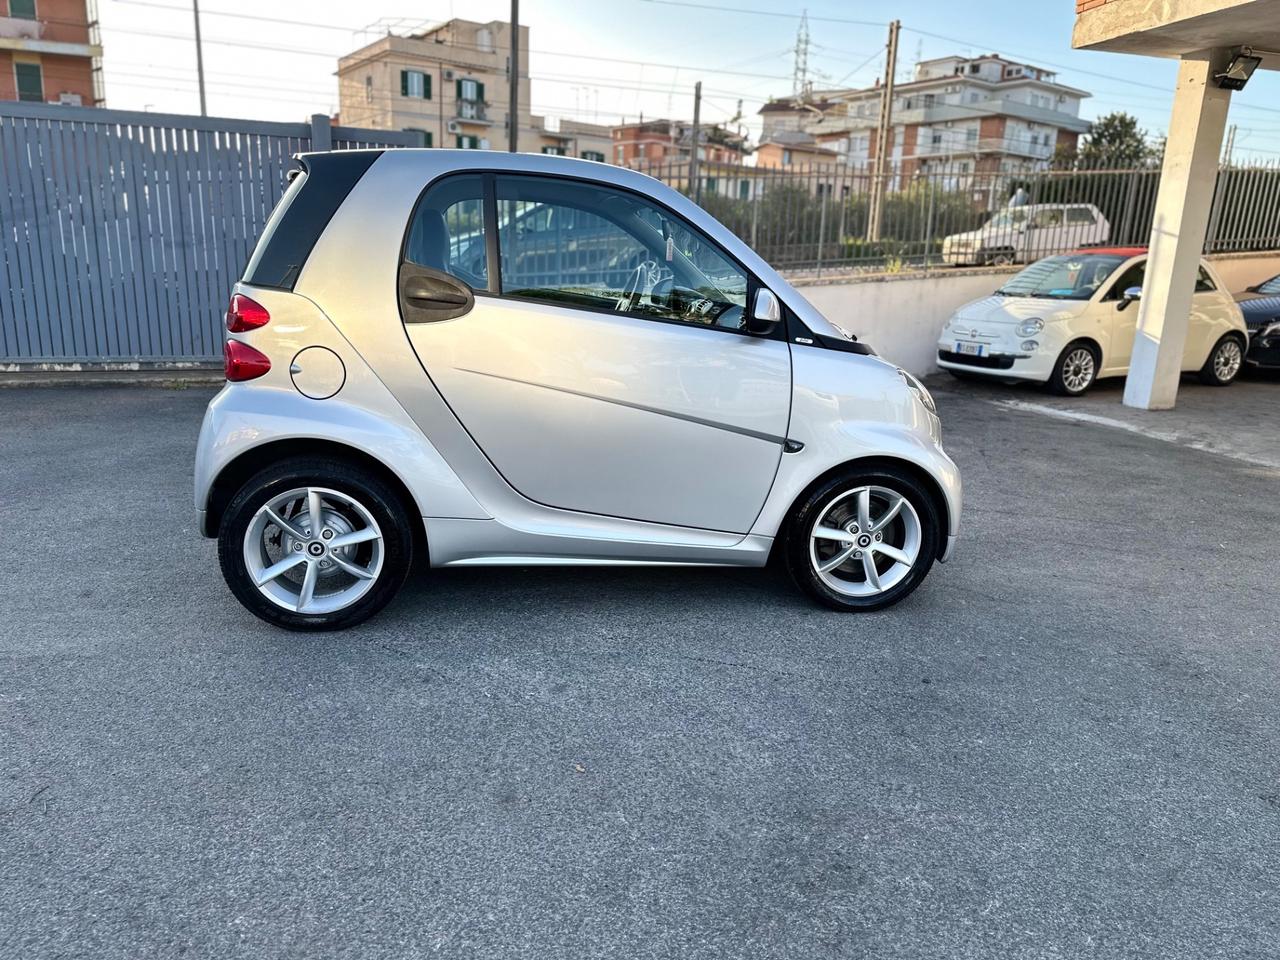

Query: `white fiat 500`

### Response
(936, 247, 1249, 395)
(196, 151, 961, 630)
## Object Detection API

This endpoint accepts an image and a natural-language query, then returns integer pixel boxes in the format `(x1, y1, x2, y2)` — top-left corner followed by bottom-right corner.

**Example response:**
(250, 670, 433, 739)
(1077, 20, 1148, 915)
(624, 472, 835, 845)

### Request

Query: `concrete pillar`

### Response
(1124, 50, 1232, 411)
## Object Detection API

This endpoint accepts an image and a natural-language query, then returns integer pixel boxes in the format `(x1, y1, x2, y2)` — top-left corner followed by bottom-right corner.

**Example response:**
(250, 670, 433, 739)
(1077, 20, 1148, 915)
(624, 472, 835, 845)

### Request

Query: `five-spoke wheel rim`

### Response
(1214, 339, 1242, 382)
(1062, 347, 1095, 394)
(809, 486, 922, 597)
(243, 487, 384, 615)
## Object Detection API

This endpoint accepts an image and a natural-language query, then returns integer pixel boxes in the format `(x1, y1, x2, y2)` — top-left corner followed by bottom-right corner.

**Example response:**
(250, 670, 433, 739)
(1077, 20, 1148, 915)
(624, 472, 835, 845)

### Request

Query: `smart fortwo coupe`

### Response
(196, 151, 961, 630)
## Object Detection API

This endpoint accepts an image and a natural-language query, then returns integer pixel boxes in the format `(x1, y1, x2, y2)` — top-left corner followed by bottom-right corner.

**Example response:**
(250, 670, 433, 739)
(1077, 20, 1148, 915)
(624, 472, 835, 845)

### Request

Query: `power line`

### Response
(637, 0, 883, 28)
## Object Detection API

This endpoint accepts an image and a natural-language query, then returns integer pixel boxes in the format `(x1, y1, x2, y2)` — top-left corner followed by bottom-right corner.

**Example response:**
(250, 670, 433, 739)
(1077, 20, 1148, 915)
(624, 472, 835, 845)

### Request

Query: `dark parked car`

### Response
(1235, 274, 1280, 370)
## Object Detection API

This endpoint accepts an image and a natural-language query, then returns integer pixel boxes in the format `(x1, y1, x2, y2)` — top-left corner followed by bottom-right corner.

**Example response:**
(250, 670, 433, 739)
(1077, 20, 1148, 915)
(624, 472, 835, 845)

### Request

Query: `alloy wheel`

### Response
(242, 486, 384, 614)
(808, 486, 922, 598)
(1061, 347, 1096, 394)
(1214, 339, 1243, 382)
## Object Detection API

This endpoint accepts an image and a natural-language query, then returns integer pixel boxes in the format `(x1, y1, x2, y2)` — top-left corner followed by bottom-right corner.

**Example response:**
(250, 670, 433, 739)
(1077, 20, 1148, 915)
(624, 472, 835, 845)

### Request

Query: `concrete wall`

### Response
(789, 250, 1280, 377)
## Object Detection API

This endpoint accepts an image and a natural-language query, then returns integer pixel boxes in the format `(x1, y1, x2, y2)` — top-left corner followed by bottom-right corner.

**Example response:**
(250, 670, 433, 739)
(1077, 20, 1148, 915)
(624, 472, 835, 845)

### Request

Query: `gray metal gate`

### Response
(0, 102, 415, 366)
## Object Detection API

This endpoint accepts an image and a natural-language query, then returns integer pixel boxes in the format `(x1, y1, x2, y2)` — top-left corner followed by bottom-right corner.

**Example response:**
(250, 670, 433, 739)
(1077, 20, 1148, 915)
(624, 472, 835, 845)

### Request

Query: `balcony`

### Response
(0, 15, 101, 57)
(914, 137, 1055, 160)
(455, 99, 491, 125)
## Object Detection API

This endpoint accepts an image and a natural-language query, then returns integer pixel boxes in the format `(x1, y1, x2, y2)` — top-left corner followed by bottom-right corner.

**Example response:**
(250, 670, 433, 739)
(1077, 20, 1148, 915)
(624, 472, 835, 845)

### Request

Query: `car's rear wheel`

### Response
(217, 458, 414, 631)
(783, 467, 941, 612)
(1198, 334, 1245, 386)
(1048, 341, 1099, 396)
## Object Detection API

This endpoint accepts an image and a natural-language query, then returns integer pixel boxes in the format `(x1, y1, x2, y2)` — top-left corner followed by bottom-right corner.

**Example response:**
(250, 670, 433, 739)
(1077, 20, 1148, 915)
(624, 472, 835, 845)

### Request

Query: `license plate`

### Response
(954, 340, 985, 357)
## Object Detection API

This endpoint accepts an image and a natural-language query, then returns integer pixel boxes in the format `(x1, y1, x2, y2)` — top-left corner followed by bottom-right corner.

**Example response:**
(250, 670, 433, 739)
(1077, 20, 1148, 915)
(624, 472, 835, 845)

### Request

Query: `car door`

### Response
(397, 172, 791, 534)
(1182, 263, 1231, 370)
(1023, 208, 1065, 261)
(1100, 257, 1145, 374)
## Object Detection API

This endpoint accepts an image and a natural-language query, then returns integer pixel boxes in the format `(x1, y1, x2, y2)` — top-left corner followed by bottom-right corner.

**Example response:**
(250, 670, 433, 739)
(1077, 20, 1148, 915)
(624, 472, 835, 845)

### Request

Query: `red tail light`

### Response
(224, 339, 272, 382)
(226, 294, 270, 332)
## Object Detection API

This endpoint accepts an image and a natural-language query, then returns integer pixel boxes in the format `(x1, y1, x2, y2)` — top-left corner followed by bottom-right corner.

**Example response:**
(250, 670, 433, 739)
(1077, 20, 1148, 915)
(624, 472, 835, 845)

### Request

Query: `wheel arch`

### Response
(772, 454, 952, 562)
(1062, 334, 1104, 366)
(203, 438, 427, 559)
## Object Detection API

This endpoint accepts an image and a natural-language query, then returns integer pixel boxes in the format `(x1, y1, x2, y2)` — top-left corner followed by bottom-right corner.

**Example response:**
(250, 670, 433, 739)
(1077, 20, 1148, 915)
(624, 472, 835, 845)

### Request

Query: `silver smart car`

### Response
(196, 150, 961, 629)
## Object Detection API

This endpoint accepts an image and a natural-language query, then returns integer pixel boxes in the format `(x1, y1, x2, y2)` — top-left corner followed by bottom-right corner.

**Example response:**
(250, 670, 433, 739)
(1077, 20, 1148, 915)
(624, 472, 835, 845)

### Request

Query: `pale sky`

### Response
(96, 0, 1280, 162)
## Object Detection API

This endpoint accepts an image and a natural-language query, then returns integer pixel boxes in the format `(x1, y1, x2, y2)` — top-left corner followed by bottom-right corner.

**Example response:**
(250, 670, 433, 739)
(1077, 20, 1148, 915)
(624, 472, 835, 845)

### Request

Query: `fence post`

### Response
(310, 113, 332, 152)
(816, 181, 828, 278)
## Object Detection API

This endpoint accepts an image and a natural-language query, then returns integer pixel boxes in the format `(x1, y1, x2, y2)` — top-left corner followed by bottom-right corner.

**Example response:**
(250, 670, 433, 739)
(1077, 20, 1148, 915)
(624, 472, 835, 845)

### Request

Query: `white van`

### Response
(942, 203, 1110, 266)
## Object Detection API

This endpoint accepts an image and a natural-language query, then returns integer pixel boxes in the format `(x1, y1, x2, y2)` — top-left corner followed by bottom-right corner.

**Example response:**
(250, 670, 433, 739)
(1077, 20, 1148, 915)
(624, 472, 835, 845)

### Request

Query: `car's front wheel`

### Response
(217, 458, 414, 631)
(1198, 334, 1245, 386)
(1048, 341, 1099, 396)
(783, 467, 941, 612)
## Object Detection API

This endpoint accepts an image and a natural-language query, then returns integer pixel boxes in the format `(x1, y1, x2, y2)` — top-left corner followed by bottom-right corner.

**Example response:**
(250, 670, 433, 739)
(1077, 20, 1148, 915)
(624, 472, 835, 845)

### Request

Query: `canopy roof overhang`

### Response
(1073, 0, 1280, 64)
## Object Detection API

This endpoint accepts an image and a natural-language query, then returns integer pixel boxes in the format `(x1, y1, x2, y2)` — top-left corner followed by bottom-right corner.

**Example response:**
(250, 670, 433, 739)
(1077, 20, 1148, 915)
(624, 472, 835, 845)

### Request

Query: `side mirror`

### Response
(748, 288, 781, 336)
(1116, 285, 1142, 311)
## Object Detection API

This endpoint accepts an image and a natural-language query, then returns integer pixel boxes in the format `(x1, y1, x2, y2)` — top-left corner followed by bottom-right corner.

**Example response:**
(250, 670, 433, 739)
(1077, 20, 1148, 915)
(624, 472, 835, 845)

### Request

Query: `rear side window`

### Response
(243, 151, 381, 290)
(404, 174, 489, 289)
(1066, 207, 1096, 225)
(1195, 266, 1217, 292)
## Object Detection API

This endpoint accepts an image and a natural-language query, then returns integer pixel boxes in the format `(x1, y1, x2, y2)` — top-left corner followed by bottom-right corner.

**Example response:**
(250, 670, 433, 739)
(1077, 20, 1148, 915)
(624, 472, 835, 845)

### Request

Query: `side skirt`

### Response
(424, 517, 774, 568)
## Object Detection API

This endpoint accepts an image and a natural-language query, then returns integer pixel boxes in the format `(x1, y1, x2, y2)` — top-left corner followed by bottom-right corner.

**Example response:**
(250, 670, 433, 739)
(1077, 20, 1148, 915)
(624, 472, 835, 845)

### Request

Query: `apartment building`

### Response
(611, 118, 749, 168)
(531, 115, 612, 161)
(0, 0, 103, 106)
(759, 53, 1092, 176)
(337, 17, 611, 159)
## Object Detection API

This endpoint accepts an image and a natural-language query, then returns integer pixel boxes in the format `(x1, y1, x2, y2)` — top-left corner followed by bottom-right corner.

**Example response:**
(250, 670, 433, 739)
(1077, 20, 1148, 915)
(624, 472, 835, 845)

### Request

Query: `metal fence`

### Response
(0, 102, 415, 365)
(630, 156, 1280, 275)
(4, 103, 1280, 367)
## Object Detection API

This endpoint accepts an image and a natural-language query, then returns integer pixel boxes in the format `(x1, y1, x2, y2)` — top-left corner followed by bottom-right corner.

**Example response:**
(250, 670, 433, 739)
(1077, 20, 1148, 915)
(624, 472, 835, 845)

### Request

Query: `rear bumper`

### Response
(940, 533, 958, 563)
(196, 508, 213, 539)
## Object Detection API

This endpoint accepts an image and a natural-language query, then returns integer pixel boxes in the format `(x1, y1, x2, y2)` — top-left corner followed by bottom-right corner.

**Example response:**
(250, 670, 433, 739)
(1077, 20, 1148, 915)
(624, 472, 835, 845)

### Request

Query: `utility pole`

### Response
(192, 0, 207, 116)
(690, 81, 702, 204)
(792, 10, 810, 95)
(867, 19, 900, 242)
(508, 0, 519, 152)
(1222, 123, 1237, 167)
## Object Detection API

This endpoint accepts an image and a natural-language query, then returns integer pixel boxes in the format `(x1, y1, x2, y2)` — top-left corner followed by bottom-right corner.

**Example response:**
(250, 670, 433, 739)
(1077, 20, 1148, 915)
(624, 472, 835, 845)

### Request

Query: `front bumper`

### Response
(1245, 331, 1280, 369)
(936, 344, 1055, 382)
(940, 533, 958, 563)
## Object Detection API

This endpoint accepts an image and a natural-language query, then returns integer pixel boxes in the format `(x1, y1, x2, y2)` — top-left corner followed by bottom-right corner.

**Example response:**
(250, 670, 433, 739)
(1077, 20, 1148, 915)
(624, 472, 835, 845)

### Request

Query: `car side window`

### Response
(495, 175, 749, 331)
(1066, 207, 1096, 225)
(1031, 209, 1064, 228)
(1107, 260, 1146, 299)
(405, 174, 489, 289)
(1259, 275, 1280, 295)
(1195, 266, 1217, 293)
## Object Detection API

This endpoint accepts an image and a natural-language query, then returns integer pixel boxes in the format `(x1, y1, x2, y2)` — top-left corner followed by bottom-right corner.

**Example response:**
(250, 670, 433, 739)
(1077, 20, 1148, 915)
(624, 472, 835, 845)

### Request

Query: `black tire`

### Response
(217, 457, 414, 631)
(782, 466, 941, 613)
(1048, 340, 1099, 396)
(1198, 334, 1246, 386)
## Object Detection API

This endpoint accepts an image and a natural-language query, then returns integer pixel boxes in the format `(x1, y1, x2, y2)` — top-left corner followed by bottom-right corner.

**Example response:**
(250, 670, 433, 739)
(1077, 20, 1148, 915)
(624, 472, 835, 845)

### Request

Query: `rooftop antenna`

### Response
(793, 9, 810, 96)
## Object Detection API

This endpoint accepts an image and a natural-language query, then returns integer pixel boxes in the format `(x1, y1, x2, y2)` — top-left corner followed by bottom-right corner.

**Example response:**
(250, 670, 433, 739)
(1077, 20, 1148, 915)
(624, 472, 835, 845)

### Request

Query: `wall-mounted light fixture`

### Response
(1214, 47, 1263, 90)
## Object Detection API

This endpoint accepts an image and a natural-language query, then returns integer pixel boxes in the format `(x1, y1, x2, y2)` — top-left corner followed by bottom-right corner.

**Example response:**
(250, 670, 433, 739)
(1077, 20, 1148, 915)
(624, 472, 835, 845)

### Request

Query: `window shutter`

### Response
(423, 74, 431, 100)
(424, 131, 433, 147)
(401, 70, 409, 96)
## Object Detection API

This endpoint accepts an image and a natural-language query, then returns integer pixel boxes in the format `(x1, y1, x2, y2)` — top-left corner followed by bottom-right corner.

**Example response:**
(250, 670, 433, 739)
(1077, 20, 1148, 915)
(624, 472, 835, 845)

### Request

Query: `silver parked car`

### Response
(196, 151, 961, 629)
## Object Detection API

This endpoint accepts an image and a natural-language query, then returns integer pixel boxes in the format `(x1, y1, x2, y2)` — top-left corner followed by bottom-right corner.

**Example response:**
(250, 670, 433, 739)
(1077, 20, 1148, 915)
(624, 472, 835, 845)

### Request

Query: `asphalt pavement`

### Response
(1, 379, 1277, 959)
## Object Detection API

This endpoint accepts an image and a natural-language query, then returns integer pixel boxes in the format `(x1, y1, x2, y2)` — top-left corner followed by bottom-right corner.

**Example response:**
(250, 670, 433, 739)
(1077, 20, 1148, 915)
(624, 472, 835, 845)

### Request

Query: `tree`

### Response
(1077, 112, 1156, 168)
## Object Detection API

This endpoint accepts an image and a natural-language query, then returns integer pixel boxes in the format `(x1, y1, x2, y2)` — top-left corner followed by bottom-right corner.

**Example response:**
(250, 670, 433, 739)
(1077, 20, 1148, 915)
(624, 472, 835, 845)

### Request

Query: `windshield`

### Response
(995, 254, 1129, 300)
(985, 209, 1028, 230)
